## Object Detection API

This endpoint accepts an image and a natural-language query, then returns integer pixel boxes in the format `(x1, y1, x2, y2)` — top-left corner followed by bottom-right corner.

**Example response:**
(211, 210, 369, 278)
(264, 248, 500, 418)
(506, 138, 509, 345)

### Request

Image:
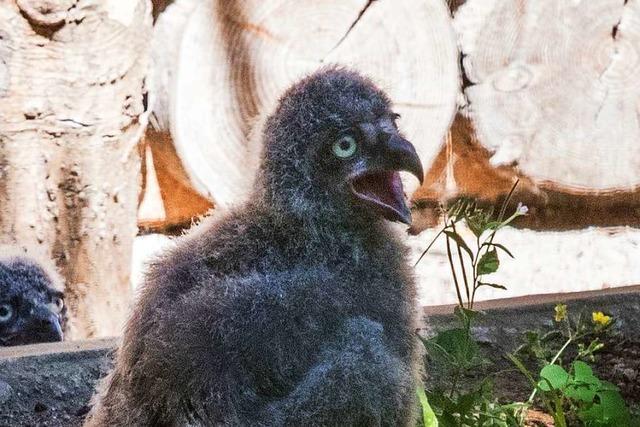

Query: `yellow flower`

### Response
(592, 311, 611, 326)
(554, 304, 567, 322)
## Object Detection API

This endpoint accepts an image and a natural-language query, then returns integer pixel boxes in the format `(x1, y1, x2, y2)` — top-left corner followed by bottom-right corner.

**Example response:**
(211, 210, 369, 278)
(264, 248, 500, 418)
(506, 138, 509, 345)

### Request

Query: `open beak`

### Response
(349, 134, 423, 224)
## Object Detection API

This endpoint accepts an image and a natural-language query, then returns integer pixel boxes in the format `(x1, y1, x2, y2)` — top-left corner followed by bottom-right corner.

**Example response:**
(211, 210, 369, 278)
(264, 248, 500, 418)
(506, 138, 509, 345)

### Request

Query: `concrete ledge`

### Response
(423, 284, 640, 316)
(423, 286, 640, 344)
(0, 338, 116, 360)
(0, 288, 637, 426)
(0, 339, 115, 426)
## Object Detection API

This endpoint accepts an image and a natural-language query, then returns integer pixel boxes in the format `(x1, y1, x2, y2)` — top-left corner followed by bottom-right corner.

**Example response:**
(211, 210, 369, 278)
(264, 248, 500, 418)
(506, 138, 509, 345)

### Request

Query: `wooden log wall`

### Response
(141, 0, 459, 230)
(0, 0, 152, 339)
(143, 0, 640, 232)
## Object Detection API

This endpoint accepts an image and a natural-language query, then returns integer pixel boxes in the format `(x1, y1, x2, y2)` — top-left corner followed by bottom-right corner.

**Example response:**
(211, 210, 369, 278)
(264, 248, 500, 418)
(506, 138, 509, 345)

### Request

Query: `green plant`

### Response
(509, 304, 633, 427)
(414, 182, 526, 311)
(416, 182, 527, 426)
(417, 387, 439, 427)
(414, 181, 637, 426)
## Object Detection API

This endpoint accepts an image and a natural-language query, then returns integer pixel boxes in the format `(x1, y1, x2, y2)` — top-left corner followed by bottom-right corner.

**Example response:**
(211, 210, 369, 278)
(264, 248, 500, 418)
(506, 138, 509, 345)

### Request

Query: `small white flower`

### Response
(516, 202, 529, 215)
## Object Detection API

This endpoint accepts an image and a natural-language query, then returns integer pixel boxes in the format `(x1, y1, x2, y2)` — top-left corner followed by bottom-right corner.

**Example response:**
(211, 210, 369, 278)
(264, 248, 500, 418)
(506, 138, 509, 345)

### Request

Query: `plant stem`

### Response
(470, 180, 520, 308)
(449, 368, 461, 398)
(470, 235, 481, 309)
(414, 229, 444, 267)
(527, 337, 572, 403)
(450, 221, 471, 308)
(554, 397, 567, 427)
(498, 179, 519, 222)
(445, 233, 465, 308)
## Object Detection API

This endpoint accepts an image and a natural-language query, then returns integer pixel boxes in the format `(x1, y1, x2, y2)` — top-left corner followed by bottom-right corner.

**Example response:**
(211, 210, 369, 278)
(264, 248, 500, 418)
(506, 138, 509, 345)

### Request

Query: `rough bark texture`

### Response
(455, 0, 640, 193)
(0, 0, 152, 339)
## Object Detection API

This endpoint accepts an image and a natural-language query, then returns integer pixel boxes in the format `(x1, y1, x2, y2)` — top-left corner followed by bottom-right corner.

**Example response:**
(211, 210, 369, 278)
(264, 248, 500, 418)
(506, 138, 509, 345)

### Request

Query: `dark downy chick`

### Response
(85, 67, 424, 427)
(0, 247, 66, 346)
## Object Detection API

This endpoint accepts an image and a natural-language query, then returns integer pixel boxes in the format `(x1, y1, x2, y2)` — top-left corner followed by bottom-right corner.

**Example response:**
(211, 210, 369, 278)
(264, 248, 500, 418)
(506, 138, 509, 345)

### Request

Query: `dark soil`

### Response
(424, 290, 640, 415)
(0, 341, 113, 427)
(486, 335, 640, 408)
(595, 335, 640, 404)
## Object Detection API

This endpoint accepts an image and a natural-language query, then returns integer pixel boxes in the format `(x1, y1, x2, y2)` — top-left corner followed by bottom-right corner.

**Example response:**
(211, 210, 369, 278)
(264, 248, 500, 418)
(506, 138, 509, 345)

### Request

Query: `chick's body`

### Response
(86, 68, 422, 426)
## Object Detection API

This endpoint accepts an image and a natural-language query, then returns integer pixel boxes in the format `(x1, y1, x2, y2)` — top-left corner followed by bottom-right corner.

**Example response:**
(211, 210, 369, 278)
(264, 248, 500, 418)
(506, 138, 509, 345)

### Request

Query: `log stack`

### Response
(141, 0, 460, 229)
(0, 0, 152, 338)
(414, 0, 640, 231)
(144, 0, 640, 232)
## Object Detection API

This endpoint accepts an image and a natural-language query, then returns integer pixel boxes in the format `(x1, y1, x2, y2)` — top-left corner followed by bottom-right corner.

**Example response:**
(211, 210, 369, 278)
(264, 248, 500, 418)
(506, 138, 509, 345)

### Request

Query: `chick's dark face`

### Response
(260, 68, 424, 224)
(0, 260, 65, 346)
(315, 112, 423, 224)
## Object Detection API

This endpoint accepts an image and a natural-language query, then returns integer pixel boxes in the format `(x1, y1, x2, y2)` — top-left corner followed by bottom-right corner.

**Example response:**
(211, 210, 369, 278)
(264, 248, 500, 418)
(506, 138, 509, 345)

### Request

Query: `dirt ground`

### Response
(0, 341, 113, 427)
(424, 290, 640, 418)
(0, 292, 637, 426)
(596, 336, 640, 404)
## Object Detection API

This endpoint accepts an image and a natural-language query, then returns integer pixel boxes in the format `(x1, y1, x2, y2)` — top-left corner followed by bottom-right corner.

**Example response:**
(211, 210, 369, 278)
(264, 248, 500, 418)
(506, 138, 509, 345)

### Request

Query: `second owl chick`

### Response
(0, 247, 66, 346)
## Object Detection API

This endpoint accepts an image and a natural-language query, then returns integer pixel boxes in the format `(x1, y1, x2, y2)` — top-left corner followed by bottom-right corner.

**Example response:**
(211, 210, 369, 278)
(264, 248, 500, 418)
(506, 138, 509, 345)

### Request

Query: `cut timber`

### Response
(0, 0, 152, 339)
(157, 0, 458, 206)
(139, 129, 213, 231)
(411, 114, 640, 233)
(455, 0, 640, 193)
(142, 0, 212, 230)
(413, 113, 535, 203)
(137, 144, 167, 226)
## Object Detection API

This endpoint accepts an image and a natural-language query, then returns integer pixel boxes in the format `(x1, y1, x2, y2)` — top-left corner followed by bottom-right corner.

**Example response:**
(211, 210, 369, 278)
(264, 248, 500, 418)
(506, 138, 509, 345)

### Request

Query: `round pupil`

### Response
(333, 136, 356, 158)
(0, 306, 9, 318)
(340, 139, 352, 150)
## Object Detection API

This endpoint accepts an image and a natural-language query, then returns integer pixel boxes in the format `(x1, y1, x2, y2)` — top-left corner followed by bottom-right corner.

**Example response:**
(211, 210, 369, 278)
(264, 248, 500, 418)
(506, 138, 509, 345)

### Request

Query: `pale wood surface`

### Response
(0, 0, 152, 339)
(455, 0, 640, 193)
(153, 0, 459, 207)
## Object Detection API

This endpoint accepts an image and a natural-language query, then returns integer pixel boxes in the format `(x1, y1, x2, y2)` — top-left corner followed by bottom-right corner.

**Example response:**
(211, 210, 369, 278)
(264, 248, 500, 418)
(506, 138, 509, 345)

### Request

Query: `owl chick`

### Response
(0, 247, 66, 346)
(86, 67, 424, 426)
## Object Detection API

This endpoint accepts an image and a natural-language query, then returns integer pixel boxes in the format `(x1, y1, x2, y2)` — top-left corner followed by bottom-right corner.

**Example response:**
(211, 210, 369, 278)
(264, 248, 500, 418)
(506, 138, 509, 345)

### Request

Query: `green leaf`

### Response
(564, 383, 597, 403)
(466, 217, 484, 238)
(572, 361, 600, 386)
(598, 380, 620, 392)
(422, 339, 456, 367)
(455, 390, 481, 415)
(484, 221, 502, 231)
(454, 306, 481, 328)
(426, 328, 478, 368)
(538, 364, 569, 391)
(482, 242, 514, 258)
(506, 354, 538, 391)
(417, 388, 439, 427)
(477, 250, 499, 275)
(579, 390, 630, 425)
(477, 282, 507, 291)
(443, 230, 474, 260)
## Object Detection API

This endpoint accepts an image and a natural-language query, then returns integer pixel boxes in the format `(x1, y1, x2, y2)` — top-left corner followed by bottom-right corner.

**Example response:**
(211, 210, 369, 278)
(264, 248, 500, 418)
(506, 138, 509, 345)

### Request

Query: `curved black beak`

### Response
(23, 310, 63, 345)
(385, 135, 424, 185)
(350, 134, 424, 225)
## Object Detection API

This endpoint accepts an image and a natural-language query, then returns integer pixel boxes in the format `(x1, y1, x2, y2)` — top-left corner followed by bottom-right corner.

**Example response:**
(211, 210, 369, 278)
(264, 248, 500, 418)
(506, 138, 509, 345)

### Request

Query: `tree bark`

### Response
(0, 0, 152, 339)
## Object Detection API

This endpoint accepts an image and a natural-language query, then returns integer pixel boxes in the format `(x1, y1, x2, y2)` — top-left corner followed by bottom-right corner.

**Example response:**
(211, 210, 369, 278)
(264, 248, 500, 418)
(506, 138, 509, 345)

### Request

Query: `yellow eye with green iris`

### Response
(332, 135, 357, 159)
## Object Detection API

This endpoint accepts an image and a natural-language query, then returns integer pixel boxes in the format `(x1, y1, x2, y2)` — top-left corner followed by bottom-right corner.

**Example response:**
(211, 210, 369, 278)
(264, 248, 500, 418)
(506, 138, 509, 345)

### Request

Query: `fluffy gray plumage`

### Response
(0, 247, 66, 346)
(86, 67, 424, 426)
